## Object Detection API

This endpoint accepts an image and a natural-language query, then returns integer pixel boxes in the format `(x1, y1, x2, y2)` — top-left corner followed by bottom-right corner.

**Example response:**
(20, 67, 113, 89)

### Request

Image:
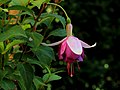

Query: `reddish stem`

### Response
(32, 3, 47, 32)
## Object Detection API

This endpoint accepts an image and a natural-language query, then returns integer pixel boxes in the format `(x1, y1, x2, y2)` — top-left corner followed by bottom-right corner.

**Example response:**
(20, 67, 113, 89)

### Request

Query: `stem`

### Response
(77, 61, 80, 70)
(0, 54, 3, 69)
(47, 3, 71, 23)
(19, 44, 27, 61)
(1, 53, 9, 70)
(52, 5, 56, 13)
(32, 3, 47, 32)
(39, 66, 51, 90)
(45, 66, 51, 74)
(27, 0, 31, 5)
(3, 54, 8, 69)
(1, 55, 4, 70)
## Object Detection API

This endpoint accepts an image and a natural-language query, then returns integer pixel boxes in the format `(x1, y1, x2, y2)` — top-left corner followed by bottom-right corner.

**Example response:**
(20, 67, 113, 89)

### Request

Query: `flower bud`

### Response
(66, 23, 73, 36)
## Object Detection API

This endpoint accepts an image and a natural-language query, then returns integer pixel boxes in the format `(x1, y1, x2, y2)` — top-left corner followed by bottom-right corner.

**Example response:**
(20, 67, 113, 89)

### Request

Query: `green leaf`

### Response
(0, 25, 27, 42)
(32, 46, 55, 66)
(4, 65, 14, 76)
(2, 9, 8, 12)
(47, 84, 51, 90)
(8, 5, 35, 16)
(1, 79, 16, 90)
(45, 0, 50, 3)
(42, 73, 49, 82)
(13, 70, 26, 90)
(41, 13, 66, 28)
(18, 11, 34, 17)
(17, 63, 34, 90)
(37, 17, 54, 27)
(22, 17, 35, 25)
(48, 74, 62, 82)
(21, 24, 31, 30)
(26, 58, 43, 68)
(33, 76, 46, 90)
(48, 28, 66, 37)
(9, 0, 29, 6)
(0, 0, 11, 5)
(43, 73, 62, 82)
(0, 70, 8, 82)
(0, 42, 4, 52)
(31, 0, 45, 9)
(27, 32, 43, 48)
(2, 40, 25, 54)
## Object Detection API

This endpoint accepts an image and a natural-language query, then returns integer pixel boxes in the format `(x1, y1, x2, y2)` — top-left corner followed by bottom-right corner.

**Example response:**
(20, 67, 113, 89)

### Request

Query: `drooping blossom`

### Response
(41, 23, 96, 77)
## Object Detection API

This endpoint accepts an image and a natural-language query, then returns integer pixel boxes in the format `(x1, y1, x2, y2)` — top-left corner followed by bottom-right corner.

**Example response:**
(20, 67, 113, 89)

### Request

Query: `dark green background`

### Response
(52, 0, 120, 90)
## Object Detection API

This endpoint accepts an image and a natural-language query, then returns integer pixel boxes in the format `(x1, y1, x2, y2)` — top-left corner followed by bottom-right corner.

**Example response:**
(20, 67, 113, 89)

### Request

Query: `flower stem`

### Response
(32, 3, 47, 32)
(47, 3, 71, 23)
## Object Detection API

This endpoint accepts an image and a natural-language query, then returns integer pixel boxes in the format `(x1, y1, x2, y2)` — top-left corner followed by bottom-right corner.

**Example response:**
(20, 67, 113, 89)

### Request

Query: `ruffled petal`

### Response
(64, 44, 77, 63)
(67, 36, 83, 55)
(59, 39, 67, 59)
(80, 40, 96, 48)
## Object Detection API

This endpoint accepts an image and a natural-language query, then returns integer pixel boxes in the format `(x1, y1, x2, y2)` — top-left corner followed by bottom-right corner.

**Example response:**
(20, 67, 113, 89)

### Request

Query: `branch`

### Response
(32, 3, 47, 32)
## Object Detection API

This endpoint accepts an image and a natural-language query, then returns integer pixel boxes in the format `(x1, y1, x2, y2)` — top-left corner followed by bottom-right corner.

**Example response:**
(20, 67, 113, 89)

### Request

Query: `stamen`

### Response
(67, 62, 70, 75)
(70, 63, 74, 77)
(77, 62, 80, 70)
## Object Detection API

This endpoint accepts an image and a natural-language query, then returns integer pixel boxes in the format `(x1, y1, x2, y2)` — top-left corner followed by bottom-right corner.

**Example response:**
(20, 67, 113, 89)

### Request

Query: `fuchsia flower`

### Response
(41, 23, 96, 77)
(58, 23, 96, 77)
